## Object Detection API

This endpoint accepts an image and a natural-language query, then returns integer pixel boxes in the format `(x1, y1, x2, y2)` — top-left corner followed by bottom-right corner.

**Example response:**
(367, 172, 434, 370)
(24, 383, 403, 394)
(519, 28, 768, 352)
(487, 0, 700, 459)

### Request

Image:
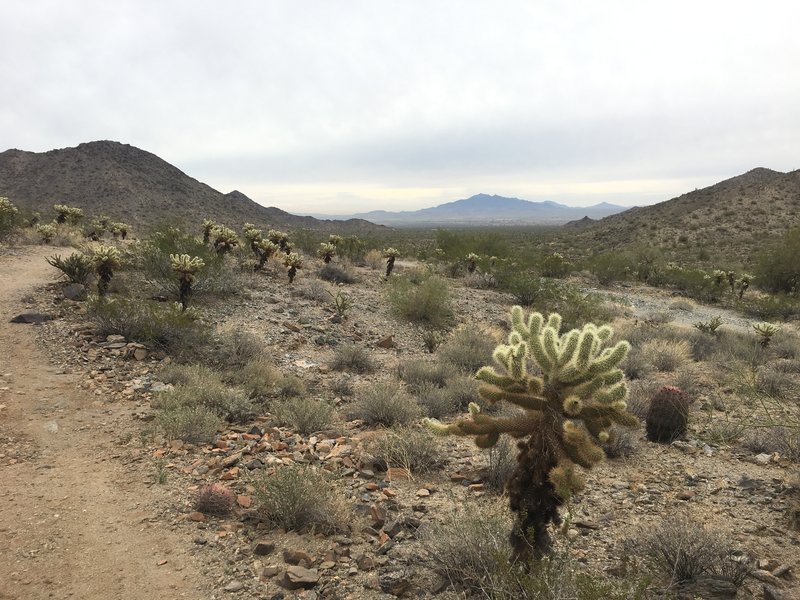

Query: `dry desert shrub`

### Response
(347, 382, 420, 426)
(641, 338, 693, 372)
(367, 427, 441, 474)
(398, 358, 457, 391)
(292, 279, 329, 302)
(364, 249, 384, 270)
(251, 464, 348, 533)
(271, 396, 336, 435)
(156, 404, 221, 445)
(329, 343, 376, 373)
(438, 325, 498, 373)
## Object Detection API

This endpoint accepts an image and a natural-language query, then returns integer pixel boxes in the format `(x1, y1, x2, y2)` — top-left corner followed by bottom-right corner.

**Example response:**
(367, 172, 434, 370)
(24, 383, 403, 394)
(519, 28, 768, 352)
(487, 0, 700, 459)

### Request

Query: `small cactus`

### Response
(736, 274, 752, 299)
(36, 223, 57, 243)
(283, 252, 304, 283)
(242, 224, 263, 253)
(170, 254, 205, 309)
(53, 204, 84, 225)
(111, 222, 129, 240)
(466, 252, 479, 273)
(201, 219, 216, 244)
(90, 245, 122, 296)
(317, 242, 337, 264)
(383, 248, 400, 277)
(328, 234, 342, 246)
(645, 386, 690, 443)
(194, 483, 235, 516)
(254, 239, 279, 271)
(267, 229, 290, 252)
(753, 322, 779, 348)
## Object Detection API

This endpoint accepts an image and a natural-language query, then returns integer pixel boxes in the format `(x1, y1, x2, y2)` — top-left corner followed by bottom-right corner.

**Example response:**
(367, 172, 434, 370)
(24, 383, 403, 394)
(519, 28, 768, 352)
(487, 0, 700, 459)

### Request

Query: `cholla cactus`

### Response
(0, 197, 19, 234)
(466, 252, 479, 273)
(283, 252, 304, 283)
(111, 222, 129, 240)
(317, 242, 337, 264)
(53, 204, 84, 225)
(36, 223, 57, 243)
(242, 224, 263, 253)
(736, 274, 753, 299)
(383, 248, 400, 277)
(254, 238, 279, 271)
(726, 270, 736, 291)
(711, 269, 727, 287)
(210, 225, 238, 255)
(201, 219, 216, 244)
(753, 322, 779, 348)
(90, 245, 122, 296)
(170, 254, 205, 310)
(267, 229, 290, 252)
(424, 306, 636, 560)
(328, 234, 342, 246)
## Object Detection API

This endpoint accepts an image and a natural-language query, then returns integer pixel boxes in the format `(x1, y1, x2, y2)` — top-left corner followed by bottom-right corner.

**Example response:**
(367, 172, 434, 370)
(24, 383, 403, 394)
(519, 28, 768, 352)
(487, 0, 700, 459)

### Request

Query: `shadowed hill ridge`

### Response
(561, 167, 800, 264)
(0, 141, 383, 233)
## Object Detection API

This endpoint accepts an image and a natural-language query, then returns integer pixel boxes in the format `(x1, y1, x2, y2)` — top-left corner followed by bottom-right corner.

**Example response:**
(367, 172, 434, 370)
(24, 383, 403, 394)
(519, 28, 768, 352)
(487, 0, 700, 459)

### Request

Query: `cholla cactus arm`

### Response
(210, 225, 239, 254)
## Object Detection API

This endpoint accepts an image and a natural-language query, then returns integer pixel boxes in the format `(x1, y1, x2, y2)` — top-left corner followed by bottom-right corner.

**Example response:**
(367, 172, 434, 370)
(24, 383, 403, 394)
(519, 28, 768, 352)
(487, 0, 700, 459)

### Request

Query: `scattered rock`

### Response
(223, 580, 244, 593)
(279, 565, 319, 590)
(10, 312, 53, 324)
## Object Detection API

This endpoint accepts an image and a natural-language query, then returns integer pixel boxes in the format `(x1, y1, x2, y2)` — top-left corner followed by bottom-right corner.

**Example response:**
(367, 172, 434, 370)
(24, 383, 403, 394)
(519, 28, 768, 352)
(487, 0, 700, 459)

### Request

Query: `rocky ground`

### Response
(1, 245, 799, 599)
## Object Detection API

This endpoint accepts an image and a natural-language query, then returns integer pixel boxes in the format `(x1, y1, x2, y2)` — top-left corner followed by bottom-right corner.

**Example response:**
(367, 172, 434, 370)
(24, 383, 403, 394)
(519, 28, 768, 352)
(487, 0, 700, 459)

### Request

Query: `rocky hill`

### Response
(0, 141, 383, 233)
(560, 167, 800, 265)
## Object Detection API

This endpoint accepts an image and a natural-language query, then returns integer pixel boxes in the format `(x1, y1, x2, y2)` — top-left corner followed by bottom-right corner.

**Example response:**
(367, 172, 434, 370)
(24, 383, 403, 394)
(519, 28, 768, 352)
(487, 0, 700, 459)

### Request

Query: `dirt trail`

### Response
(0, 247, 207, 600)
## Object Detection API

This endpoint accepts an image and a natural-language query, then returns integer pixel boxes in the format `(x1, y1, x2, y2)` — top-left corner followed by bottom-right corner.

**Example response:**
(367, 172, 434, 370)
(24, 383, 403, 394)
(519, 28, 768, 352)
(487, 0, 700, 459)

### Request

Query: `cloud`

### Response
(2, 0, 799, 212)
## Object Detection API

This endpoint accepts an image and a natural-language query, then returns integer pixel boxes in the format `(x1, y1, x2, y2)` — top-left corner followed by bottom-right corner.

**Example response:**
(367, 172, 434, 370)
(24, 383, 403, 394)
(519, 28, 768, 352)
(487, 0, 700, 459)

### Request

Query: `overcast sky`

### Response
(2, 1, 799, 214)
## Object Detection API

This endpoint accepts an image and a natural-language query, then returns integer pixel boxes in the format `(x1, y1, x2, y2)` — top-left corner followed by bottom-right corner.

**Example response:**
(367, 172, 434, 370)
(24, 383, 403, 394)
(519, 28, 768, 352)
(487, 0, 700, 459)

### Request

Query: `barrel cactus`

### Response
(424, 306, 636, 560)
(645, 386, 690, 443)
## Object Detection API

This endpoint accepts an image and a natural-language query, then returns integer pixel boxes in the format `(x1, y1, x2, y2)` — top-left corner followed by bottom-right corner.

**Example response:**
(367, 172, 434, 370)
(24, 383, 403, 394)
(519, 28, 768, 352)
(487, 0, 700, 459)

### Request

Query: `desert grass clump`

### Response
(329, 343, 375, 373)
(387, 274, 455, 329)
(438, 325, 498, 373)
(275, 374, 306, 399)
(347, 382, 420, 426)
(227, 358, 282, 400)
(292, 279, 329, 302)
(318, 262, 357, 284)
(367, 427, 441, 474)
(415, 382, 459, 418)
(364, 249, 384, 270)
(740, 426, 800, 461)
(156, 404, 220, 444)
(640, 338, 692, 372)
(47, 252, 93, 284)
(425, 306, 637, 560)
(272, 396, 335, 434)
(629, 515, 752, 588)
(194, 483, 235, 516)
(398, 358, 457, 392)
(251, 464, 347, 533)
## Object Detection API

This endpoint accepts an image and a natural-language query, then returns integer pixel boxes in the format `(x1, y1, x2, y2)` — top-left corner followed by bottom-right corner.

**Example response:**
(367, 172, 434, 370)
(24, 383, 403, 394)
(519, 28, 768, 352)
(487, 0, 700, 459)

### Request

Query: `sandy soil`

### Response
(0, 246, 211, 600)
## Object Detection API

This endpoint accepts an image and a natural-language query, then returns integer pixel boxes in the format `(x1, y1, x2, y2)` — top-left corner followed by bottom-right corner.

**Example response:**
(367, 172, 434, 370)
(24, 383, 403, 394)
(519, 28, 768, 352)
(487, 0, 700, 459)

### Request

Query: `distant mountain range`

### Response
(0, 141, 383, 233)
(312, 194, 626, 226)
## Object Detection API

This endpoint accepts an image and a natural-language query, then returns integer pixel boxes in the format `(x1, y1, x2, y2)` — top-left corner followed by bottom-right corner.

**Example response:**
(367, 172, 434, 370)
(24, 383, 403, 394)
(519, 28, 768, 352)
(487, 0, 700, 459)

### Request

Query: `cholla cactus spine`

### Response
(317, 242, 337, 264)
(91, 245, 122, 296)
(170, 254, 205, 309)
(424, 306, 636, 560)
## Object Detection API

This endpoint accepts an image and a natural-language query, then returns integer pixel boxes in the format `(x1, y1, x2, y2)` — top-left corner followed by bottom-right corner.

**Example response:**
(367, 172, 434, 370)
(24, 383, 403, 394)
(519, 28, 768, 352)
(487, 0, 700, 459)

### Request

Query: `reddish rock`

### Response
(279, 566, 319, 590)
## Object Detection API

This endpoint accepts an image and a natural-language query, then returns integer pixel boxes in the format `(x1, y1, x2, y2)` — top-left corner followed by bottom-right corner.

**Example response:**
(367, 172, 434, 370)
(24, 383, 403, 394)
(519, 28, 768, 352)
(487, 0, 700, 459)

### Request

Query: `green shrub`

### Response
(329, 344, 375, 373)
(588, 251, 633, 285)
(347, 382, 420, 426)
(251, 464, 347, 533)
(386, 274, 455, 329)
(87, 296, 208, 355)
(271, 396, 335, 434)
(156, 404, 220, 444)
(275, 374, 306, 399)
(755, 227, 800, 294)
(47, 252, 93, 284)
(153, 378, 254, 423)
(226, 359, 282, 399)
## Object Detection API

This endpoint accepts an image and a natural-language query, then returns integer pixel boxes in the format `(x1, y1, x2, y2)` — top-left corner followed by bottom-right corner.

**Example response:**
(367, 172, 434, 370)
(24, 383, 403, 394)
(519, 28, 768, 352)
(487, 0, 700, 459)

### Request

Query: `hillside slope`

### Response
(561, 168, 800, 265)
(0, 141, 382, 233)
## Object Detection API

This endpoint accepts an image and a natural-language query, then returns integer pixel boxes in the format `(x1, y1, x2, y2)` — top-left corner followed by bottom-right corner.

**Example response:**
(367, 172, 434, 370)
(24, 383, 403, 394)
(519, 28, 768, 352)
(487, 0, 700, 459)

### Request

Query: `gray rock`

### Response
(62, 283, 87, 300)
(10, 312, 53, 324)
(279, 565, 319, 590)
(223, 580, 244, 592)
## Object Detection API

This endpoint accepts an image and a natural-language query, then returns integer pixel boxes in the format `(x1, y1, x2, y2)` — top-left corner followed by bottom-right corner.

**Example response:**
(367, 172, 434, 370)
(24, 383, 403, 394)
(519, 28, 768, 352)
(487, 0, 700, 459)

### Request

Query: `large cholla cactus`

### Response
(170, 253, 205, 310)
(210, 225, 238, 255)
(53, 204, 84, 225)
(242, 223, 262, 252)
(267, 229, 290, 252)
(254, 238, 279, 271)
(90, 245, 122, 296)
(424, 306, 637, 560)
(36, 223, 57, 243)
